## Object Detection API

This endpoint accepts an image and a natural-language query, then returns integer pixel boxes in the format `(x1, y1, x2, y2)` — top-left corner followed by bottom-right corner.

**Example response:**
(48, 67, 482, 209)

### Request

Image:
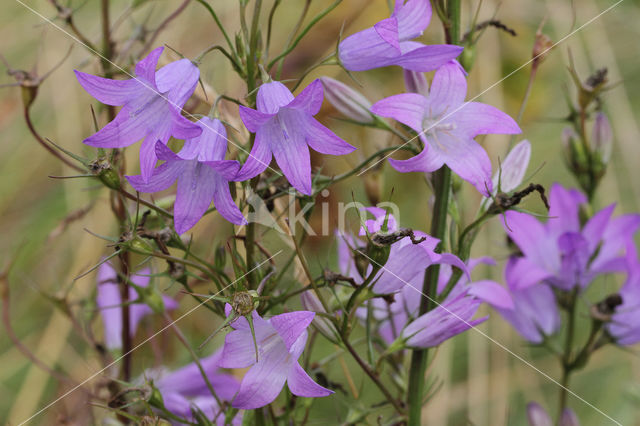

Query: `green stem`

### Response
(558, 289, 578, 417)
(407, 2, 458, 423)
(195, 0, 236, 52)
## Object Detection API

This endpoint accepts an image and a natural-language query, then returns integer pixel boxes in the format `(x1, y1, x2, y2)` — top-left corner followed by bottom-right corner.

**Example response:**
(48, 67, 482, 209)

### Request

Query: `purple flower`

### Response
(237, 80, 355, 195)
(75, 46, 202, 181)
(371, 60, 520, 195)
(319, 77, 374, 123)
(527, 402, 580, 426)
(504, 183, 640, 291)
(219, 306, 332, 409)
(338, 0, 462, 71)
(607, 243, 640, 345)
(147, 350, 241, 424)
(484, 257, 561, 343)
(126, 117, 246, 234)
(401, 285, 488, 348)
(96, 261, 178, 350)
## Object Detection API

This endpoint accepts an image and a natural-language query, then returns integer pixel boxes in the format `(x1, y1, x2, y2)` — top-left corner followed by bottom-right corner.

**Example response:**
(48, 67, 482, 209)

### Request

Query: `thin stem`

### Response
(342, 338, 405, 415)
(195, 0, 236, 52)
(407, 1, 458, 423)
(268, 0, 343, 71)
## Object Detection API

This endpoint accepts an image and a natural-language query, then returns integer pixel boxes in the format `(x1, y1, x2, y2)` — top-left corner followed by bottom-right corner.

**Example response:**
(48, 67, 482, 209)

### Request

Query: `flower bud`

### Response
(559, 408, 581, 426)
(319, 77, 374, 123)
(143, 286, 166, 314)
(592, 112, 612, 165)
(532, 32, 553, 68)
(561, 127, 588, 174)
(403, 70, 429, 96)
(459, 44, 476, 71)
(301, 290, 339, 343)
(89, 157, 120, 190)
(493, 139, 531, 193)
(527, 402, 552, 426)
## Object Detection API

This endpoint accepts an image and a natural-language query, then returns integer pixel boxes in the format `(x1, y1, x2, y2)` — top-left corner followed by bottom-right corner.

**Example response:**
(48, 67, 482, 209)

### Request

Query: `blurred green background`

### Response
(1, 0, 639, 424)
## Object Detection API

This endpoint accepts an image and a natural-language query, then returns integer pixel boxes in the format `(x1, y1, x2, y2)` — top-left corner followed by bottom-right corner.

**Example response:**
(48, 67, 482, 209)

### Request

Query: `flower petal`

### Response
(236, 129, 273, 181)
(135, 46, 164, 85)
(257, 81, 294, 114)
(547, 183, 587, 238)
(453, 102, 521, 137)
(83, 108, 150, 148)
(428, 132, 493, 195)
(287, 79, 324, 115)
(503, 211, 559, 273)
(174, 163, 216, 234)
(287, 362, 333, 397)
(373, 17, 401, 52)
(338, 28, 399, 72)
(468, 280, 514, 309)
(270, 311, 315, 351)
(492, 139, 531, 193)
(305, 117, 356, 155)
(220, 329, 258, 369)
(403, 69, 429, 95)
(388, 145, 444, 173)
(239, 105, 274, 133)
(156, 58, 200, 106)
(428, 60, 467, 113)
(74, 70, 141, 106)
(231, 341, 290, 409)
(394, 0, 431, 38)
(371, 93, 427, 133)
(212, 175, 247, 225)
(393, 43, 463, 72)
(126, 151, 182, 193)
(267, 113, 312, 195)
(171, 109, 203, 140)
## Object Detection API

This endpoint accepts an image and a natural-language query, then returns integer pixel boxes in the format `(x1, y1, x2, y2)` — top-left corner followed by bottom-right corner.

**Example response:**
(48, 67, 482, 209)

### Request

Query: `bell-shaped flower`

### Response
(237, 79, 355, 195)
(484, 257, 561, 343)
(126, 117, 246, 234)
(403, 69, 430, 96)
(607, 242, 640, 345)
(527, 402, 580, 426)
(96, 261, 178, 350)
(338, 0, 462, 71)
(401, 286, 488, 348)
(75, 46, 202, 180)
(480, 139, 531, 210)
(144, 350, 241, 424)
(319, 77, 374, 123)
(219, 306, 332, 409)
(503, 183, 640, 291)
(371, 60, 521, 195)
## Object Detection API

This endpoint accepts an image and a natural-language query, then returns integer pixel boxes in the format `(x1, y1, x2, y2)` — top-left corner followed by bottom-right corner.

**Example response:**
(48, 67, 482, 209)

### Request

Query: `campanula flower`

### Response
(219, 305, 332, 409)
(480, 139, 531, 211)
(237, 79, 355, 195)
(485, 257, 561, 343)
(401, 286, 488, 348)
(607, 242, 640, 345)
(338, 0, 462, 71)
(75, 46, 202, 181)
(127, 117, 246, 234)
(527, 402, 580, 426)
(96, 261, 178, 350)
(371, 60, 521, 195)
(144, 350, 241, 424)
(504, 183, 640, 291)
(319, 77, 374, 123)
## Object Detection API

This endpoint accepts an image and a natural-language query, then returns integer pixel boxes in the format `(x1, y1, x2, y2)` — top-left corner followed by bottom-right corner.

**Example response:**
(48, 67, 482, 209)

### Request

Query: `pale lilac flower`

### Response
(237, 80, 355, 195)
(219, 305, 332, 409)
(527, 402, 580, 426)
(593, 111, 612, 164)
(607, 242, 640, 345)
(149, 350, 241, 425)
(403, 69, 429, 95)
(338, 0, 462, 71)
(319, 77, 374, 123)
(300, 290, 340, 343)
(485, 257, 561, 343)
(401, 285, 488, 348)
(492, 139, 531, 193)
(75, 47, 202, 180)
(504, 183, 640, 291)
(371, 60, 521, 195)
(96, 261, 178, 350)
(127, 117, 246, 234)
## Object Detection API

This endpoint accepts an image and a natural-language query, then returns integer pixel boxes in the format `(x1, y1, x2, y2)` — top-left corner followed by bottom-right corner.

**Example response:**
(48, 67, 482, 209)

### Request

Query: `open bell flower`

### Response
(146, 350, 242, 424)
(503, 183, 640, 291)
(338, 0, 462, 72)
(237, 79, 355, 195)
(219, 305, 333, 409)
(96, 261, 178, 350)
(607, 242, 640, 345)
(126, 117, 246, 234)
(75, 46, 202, 181)
(371, 60, 520, 195)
